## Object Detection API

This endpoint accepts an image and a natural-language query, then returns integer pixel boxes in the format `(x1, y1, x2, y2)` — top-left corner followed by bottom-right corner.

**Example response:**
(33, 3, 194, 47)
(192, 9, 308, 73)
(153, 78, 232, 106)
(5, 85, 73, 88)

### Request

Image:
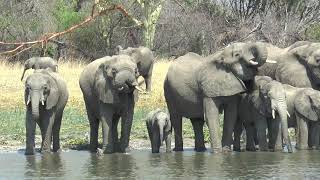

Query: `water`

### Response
(1, 149, 320, 179)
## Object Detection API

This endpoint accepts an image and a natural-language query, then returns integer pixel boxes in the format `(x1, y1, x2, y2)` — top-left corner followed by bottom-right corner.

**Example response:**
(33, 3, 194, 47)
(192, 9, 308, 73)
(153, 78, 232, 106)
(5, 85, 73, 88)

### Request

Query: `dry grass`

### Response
(0, 59, 171, 111)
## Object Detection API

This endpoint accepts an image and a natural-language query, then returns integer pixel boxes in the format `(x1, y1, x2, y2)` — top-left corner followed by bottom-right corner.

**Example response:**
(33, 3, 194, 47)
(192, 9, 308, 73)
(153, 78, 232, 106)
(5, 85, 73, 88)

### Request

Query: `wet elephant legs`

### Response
(190, 118, 206, 152)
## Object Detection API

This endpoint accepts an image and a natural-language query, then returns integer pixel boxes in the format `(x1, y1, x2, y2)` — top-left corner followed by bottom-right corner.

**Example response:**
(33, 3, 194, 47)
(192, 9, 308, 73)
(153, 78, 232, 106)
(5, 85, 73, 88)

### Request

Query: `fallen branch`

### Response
(0, 3, 143, 57)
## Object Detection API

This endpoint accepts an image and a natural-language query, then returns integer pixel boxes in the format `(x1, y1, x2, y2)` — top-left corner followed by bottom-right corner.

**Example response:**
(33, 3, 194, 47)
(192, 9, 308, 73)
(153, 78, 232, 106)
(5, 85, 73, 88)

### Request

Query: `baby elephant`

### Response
(145, 109, 172, 153)
(21, 57, 58, 81)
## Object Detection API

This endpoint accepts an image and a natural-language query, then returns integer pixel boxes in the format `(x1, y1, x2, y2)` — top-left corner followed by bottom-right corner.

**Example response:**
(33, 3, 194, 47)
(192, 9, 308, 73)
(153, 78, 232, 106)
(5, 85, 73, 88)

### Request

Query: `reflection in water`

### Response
(86, 153, 137, 179)
(1, 150, 320, 178)
(24, 153, 65, 178)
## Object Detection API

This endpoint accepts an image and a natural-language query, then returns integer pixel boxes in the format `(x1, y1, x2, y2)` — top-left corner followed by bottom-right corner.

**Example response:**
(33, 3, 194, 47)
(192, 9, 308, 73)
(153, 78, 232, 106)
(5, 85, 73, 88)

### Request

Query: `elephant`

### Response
(145, 109, 172, 153)
(116, 45, 155, 91)
(79, 54, 142, 154)
(164, 42, 274, 153)
(21, 57, 58, 81)
(24, 69, 68, 155)
(234, 76, 293, 152)
(258, 80, 320, 150)
(258, 42, 320, 89)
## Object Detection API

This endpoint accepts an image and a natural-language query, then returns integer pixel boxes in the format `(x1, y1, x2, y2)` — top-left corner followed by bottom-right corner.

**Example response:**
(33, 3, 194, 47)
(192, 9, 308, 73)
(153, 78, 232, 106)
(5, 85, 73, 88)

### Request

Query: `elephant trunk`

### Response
(159, 124, 164, 146)
(31, 92, 41, 121)
(248, 42, 268, 66)
(276, 99, 293, 153)
(21, 68, 27, 81)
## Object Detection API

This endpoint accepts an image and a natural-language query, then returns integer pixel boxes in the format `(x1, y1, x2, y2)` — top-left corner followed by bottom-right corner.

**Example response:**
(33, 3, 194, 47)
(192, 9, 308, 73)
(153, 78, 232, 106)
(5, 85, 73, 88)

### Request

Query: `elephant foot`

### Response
(194, 146, 207, 152)
(40, 148, 51, 154)
(233, 147, 241, 152)
(222, 146, 232, 153)
(96, 148, 104, 156)
(295, 144, 309, 150)
(53, 148, 62, 153)
(119, 145, 131, 153)
(103, 146, 114, 154)
(173, 147, 183, 151)
(25, 148, 35, 155)
(166, 148, 172, 153)
(152, 149, 160, 153)
(246, 146, 256, 152)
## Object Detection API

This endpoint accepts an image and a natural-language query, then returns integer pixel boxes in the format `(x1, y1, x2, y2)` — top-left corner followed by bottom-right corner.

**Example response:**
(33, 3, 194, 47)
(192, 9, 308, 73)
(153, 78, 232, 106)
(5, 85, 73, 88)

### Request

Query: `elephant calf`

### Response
(21, 57, 58, 81)
(145, 109, 172, 153)
(24, 69, 68, 155)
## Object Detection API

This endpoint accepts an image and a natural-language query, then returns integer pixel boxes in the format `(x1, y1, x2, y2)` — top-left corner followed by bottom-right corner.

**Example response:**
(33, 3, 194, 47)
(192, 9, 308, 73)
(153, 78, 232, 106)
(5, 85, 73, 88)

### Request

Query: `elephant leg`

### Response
(25, 108, 36, 155)
(190, 118, 206, 152)
(222, 96, 239, 151)
(245, 123, 256, 151)
(233, 118, 243, 152)
(146, 122, 153, 149)
(268, 118, 282, 151)
(296, 115, 309, 150)
(256, 119, 268, 151)
(170, 113, 183, 151)
(112, 114, 120, 152)
(274, 121, 283, 151)
(308, 122, 317, 149)
(143, 75, 152, 92)
(119, 97, 135, 153)
(203, 97, 222, 153)
(100, 105, 114, 154)
(52, 113, 63, 152)
(41, 111, 55, 153)
(165, 132, 172, 152)
(85, 101, 99, 153)
(152, 129, 160, 153)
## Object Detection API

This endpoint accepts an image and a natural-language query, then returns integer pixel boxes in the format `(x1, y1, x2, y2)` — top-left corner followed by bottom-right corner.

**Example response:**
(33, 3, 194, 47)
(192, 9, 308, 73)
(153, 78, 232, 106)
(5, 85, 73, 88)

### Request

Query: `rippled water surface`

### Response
(1, 150, 320, 179)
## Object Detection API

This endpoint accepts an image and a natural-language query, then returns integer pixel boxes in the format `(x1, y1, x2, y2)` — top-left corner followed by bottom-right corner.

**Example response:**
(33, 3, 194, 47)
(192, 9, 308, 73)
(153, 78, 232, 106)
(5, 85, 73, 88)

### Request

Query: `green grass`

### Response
(0, 106, 213, 148)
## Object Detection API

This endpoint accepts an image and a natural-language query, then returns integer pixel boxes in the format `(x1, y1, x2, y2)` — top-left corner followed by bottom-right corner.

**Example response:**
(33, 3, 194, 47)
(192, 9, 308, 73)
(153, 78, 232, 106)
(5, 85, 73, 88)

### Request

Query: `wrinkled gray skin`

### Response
(145, 109, 172, 153)
(116, 45, 154, 91)
(258, 42, 320, 89)
(79, 55, 140, 154)
(24, 69, 68, 155)
(21, 57, 58, 81)
(164, 42, 268, 153)
(260, 82, 320, 150)
(235, 76, 293, 153)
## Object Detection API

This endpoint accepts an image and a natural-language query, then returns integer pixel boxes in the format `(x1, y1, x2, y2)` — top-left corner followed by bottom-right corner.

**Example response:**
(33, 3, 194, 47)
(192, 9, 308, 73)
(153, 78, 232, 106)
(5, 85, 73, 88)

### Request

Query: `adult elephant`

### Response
(116, 45, 155, 91)
(24, 69, 68, 155)
(79, 55, 142, 154)
(234, 76, 293, 153)
(21, 57, 58, 81)
(258, 43, 320, 89)
(164, 42, 271, 152)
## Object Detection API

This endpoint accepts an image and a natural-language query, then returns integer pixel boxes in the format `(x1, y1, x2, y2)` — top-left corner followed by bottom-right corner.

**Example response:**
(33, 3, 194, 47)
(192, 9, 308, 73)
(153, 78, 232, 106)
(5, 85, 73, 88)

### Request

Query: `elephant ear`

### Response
(291, 45, 312, 61)
(94, 61, 120, 104)
(197, 62, 247, 97)
(46, 75, 60, 110)
(294, 90, 318, 121)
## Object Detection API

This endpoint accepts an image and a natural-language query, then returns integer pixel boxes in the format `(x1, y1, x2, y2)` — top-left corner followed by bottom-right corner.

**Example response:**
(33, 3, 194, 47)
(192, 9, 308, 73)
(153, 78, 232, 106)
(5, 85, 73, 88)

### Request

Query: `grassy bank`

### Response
(0, 59, 205, 149)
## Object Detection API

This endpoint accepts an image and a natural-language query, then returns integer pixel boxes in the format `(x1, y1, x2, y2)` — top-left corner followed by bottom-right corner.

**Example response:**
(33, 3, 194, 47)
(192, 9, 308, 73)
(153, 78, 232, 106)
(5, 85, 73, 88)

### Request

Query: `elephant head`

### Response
(21, 58, 37, 81)
(198, 42, 271, 97)
(294, 88, 320, 121)
(94, 55, 141, 104)
(25, 71, 59, 120)
(258, 80, 293, 152)
(291, 43, 320, 82)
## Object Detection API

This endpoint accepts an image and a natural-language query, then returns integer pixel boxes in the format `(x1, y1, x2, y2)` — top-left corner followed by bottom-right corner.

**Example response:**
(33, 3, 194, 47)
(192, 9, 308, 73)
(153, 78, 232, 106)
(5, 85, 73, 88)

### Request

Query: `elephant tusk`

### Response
(27, 98, 31, 105)
(135, 86, 144, 92)
(287, 111, 291, 118)
(249, 60, 259, 65)
(118, 86, 124, 91)
(272, 109, 276, 119)
(41, 100, 45, 106)
(266, 60, 277, 63)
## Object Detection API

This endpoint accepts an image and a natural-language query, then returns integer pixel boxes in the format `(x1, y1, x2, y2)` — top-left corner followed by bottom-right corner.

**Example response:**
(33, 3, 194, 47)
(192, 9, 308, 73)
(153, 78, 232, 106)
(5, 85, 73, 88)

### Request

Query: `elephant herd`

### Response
(21, 40, 320, 156)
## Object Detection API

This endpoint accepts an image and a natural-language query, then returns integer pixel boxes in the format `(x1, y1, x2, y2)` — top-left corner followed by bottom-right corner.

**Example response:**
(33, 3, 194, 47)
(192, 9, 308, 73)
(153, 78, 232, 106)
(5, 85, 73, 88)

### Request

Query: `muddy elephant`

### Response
(145, 109, 172, 153)
(164, 42, 274, 153)
(234, 76, 293, 152)
(24, 69, 68, 155)
(79, 55, 142, 154)
(21, 57, 58, 81)
(116, 45, 155, 91)
(259, 81, 320, 150)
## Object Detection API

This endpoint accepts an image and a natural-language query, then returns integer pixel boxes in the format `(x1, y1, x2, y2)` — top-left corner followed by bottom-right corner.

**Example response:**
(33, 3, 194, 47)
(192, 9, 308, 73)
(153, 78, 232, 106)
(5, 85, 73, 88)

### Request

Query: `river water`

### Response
(1, 149, 320, 179)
